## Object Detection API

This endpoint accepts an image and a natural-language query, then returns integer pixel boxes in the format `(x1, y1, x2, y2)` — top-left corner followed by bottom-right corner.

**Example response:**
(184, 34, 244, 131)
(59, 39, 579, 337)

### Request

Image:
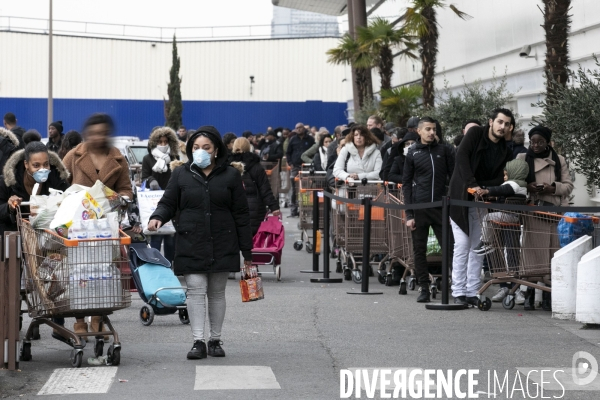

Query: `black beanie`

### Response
(528, 125, 552, 143)
(49, 120, 64, 134)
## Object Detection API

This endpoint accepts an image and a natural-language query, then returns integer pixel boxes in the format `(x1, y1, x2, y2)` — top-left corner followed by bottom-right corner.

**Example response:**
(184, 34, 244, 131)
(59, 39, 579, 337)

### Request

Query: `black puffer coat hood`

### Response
(185, 126, 228, 166)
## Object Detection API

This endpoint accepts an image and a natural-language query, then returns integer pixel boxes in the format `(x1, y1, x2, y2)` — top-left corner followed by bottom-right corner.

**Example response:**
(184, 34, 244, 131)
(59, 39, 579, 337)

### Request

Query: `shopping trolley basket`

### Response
(294, 170, 327, 253)
(17, 206, 131, 368)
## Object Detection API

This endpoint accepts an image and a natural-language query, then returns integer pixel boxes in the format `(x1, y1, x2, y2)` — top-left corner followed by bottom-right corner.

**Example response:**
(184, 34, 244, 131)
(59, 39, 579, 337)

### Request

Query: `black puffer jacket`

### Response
(0, 149, 70, 239)
(262, 139, 284, 162)
(141, 127, 180, 190)
(402, 140, 455, 219)
(230, 152, 279, 235)
(150, 127, 253, 275)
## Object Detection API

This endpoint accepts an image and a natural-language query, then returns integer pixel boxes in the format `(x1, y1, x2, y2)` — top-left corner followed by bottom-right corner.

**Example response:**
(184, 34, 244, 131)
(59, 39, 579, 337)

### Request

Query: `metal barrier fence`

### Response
(1, 233, 22, 370)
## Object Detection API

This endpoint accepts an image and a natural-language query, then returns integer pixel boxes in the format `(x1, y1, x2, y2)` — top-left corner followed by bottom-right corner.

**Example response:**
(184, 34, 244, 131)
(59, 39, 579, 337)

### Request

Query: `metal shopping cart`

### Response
(294, 170, 327, 253)
(17, 207, 132, 367)
(335, 180, 388, 284)
(472, 191, 599, 311)
(385, 187, 443, 297)
(278, 157, 291, 208)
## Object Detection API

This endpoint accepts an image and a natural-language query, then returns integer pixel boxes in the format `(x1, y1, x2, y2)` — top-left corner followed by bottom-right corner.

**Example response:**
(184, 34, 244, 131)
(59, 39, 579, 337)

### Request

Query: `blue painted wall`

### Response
(0, 98, 348, 139)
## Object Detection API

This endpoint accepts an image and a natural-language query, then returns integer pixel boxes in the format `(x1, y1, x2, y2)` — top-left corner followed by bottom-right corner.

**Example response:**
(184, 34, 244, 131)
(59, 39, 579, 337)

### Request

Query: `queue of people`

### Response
(1, 109, 579, 359)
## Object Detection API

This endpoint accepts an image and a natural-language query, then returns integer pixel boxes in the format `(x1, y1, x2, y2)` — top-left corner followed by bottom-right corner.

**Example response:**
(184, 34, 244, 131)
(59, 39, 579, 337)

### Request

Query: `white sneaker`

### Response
(515, 289, 525, 305)
(492, 287, 509, 302)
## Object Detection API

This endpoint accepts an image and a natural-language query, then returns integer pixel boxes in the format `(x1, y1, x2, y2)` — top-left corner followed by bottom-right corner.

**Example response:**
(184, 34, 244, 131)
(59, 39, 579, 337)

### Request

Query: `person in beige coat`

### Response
(62, 113, 135, 339)
(516, 125, 573, 310)
(515, 125, 573, 206)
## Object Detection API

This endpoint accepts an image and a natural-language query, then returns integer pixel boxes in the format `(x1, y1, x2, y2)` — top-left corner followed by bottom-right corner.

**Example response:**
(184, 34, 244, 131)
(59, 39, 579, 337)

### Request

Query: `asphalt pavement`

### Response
(2, 206, 600, 400)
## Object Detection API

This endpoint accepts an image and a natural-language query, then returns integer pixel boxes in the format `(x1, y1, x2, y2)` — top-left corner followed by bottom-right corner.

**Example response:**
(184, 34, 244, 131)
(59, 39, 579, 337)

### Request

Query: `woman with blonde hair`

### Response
(230, 137, 280, 236)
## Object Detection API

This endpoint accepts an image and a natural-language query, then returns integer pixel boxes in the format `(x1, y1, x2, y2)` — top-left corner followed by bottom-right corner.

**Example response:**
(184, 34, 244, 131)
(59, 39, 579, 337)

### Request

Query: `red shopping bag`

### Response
(239, 265, 264, 302)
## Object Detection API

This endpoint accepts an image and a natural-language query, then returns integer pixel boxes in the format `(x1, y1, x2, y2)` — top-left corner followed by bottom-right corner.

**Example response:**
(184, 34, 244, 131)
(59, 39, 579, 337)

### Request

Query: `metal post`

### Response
(348, 197, 382, 295)
(301, 190, 323, 273)
(47, 0, 53, 128)
(2, 233, 22, 370)
(311, 188, 342, 283)
(347, 0, 360, 116)
(426, 197, 465, 310)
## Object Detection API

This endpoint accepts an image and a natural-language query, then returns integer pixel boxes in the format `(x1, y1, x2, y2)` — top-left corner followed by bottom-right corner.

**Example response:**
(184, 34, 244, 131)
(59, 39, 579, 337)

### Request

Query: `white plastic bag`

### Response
(64, 180, 123, 214)
(49, 190, 104, 238)
(138, 190, 175, 235)
(29, 190, 65, 229)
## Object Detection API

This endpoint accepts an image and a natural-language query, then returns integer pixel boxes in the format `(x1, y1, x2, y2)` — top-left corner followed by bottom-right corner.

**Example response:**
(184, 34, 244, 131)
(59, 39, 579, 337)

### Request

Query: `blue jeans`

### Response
(150, 234, 176, 265)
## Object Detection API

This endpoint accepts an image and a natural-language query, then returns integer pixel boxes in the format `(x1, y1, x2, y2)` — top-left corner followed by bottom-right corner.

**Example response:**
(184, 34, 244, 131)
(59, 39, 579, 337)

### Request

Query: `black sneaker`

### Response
(207, 339, 226, 357)
(465, 296, 479, 307)
(187, 340, 207, 360)
(417, 288, 431, 303)
(453, 296, 469, 308)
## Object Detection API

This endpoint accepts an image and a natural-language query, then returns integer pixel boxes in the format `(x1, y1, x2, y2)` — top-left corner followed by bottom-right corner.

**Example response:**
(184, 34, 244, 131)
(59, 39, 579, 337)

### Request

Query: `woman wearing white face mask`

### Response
(147, 126, 252, 360)
(0, 141, 70, 340)
(387, 131, 419, 185)
(141, 126, 180, 264)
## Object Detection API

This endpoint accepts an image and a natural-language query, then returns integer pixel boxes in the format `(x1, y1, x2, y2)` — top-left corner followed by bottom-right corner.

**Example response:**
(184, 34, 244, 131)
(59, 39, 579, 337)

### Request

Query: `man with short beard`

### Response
(448, 108, 513, 307)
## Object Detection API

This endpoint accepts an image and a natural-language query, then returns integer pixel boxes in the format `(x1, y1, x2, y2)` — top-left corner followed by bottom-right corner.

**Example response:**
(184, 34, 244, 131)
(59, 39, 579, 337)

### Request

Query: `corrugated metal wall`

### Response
(0, 32, 347, 102)
(0, 31, 349, 137)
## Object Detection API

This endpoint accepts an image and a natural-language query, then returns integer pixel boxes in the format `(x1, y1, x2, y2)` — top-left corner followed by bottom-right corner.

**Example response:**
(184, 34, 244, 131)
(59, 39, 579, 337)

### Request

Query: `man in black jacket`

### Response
(261, 130, 284, 162)
(448, 108, 513, 307)
(3, 113, 25, 149)
(285, 122, 315, 216)
(402, 117, 455, 302)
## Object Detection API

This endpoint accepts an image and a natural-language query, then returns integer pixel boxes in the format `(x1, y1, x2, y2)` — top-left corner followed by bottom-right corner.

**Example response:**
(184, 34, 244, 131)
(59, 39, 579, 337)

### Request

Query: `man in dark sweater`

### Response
(402, 117, 455, 302)
(448, 108, 513, 307)
(285, 122, 315, 217)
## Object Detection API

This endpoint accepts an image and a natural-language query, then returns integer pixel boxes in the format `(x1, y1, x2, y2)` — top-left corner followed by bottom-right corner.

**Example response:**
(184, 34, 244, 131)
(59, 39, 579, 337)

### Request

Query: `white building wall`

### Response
(0, 32, 348, 103)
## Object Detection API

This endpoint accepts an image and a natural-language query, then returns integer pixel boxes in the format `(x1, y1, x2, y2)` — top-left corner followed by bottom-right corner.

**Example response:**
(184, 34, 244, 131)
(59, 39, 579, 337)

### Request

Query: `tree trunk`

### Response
(356, 68, 370, 109)
(379, 45, 394, 91)
(420, 6, 438, 109)
(543, 0, 571, 102)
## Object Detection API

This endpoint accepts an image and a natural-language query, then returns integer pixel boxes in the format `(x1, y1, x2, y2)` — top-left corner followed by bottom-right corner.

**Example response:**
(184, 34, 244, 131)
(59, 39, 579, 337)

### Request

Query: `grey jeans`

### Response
(184, 272, 229, 342)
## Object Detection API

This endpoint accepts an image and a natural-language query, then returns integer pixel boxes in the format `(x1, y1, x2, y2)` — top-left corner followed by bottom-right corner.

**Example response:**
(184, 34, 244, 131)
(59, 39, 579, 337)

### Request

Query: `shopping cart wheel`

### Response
(107, 345, 121, 366)
(94, 339, 104, 357)
(408, 279, 416, 291)
(431, 286, 438, 299)
(305, 242, 313, 253)
(275, 265, 282, 281)
(71, 350, 83, 368)
(32, 325, 40, 340)
(502, 295, 515, 310)
(351, 269, 362, 284)
(343, 269, 352, 281)
(377, 271, 386, 285)
(293, 240, 303, 251)
(20, 342, 32, 361)
(140, 304, 155, 326)
(478, 297, 492, 311)
(179, 309, 190, 324)
(399, 282, 407, 295)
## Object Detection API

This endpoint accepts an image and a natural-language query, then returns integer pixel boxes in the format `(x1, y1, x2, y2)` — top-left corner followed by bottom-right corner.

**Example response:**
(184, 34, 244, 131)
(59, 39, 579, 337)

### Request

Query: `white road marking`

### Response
(38, 367, 118, 395)
(194, 366, 281, 390)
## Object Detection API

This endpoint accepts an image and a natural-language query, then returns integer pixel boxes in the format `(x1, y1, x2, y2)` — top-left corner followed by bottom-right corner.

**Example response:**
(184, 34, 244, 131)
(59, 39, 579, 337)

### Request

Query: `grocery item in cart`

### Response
(50, 190, 104, 237)
(557, 212, 596, 247)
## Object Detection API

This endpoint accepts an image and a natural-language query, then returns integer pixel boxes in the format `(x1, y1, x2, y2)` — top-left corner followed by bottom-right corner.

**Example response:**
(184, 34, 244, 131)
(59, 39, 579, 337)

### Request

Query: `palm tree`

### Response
(327, 34, 373, 109)
(357, 17, 418, 92)
(379, 85, 422, 127)
(404, 1, 471, 109)
(542, 0, 571, 101)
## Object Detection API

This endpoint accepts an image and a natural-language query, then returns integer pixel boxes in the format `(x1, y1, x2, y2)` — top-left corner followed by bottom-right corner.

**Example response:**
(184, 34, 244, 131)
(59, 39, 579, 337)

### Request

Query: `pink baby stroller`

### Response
(252, 215, 285, 281)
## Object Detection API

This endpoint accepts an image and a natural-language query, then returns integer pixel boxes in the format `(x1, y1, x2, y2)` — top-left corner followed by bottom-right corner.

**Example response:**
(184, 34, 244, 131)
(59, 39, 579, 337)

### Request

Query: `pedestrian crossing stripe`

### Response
(37, 367, 118, 395)
(194, 366, 281, 390)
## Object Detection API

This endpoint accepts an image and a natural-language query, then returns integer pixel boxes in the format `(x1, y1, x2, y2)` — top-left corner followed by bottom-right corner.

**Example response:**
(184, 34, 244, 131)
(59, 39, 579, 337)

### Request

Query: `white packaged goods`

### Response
(50, 190, 104, 238)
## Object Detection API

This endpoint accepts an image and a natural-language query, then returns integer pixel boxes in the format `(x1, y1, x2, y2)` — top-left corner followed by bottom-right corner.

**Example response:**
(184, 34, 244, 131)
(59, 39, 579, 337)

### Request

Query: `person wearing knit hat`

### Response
(515, 125, 573, 207)
(47, 120, 64, 153)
